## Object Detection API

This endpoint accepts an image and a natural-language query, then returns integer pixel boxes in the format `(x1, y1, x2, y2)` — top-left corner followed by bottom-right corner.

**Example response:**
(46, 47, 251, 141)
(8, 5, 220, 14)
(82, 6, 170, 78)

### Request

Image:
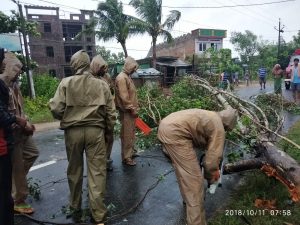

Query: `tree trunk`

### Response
(120, 41, 128, 58)
(152, 37, 157, 69)
(223, 141, 300, 202)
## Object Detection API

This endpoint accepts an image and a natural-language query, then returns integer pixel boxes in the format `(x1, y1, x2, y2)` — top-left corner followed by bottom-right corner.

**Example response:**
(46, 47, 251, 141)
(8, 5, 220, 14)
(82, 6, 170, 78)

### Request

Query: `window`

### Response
(62, 24, 82, 40)
(32, 15, 39, 19)
(72, 16, 80, 20)
(64, 46, 82, 62)
(49, 69, 56, 77)
(85, 14, 90, 20)
(86, 37, 92, 42)
(87, 46, 92, 51)
(46, 46, 54, 57)
(44, 23, 51, 33)
(199, 42, 206, 52)
(211, 43, 216, 50)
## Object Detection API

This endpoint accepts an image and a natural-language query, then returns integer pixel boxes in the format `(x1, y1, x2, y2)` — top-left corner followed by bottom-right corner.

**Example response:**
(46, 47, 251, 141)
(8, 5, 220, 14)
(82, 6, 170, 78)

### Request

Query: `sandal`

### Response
(123, 158, 136, 166)
(14, 202, 34, 214)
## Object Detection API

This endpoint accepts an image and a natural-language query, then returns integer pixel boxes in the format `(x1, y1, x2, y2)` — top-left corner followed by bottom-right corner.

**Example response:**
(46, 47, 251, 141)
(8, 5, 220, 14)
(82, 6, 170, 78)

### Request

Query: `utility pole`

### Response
(12, 0, 36, 98)
(274, 18, 285, 64)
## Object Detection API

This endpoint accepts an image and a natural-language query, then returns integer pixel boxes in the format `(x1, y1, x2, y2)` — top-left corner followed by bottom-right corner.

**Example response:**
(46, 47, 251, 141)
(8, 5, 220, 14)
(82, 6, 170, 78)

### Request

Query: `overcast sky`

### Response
(2, 0, 300, 59)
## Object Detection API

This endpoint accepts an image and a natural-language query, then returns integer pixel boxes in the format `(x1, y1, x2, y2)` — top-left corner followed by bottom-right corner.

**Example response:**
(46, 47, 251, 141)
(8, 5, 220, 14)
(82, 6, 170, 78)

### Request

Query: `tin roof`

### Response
(131, 68, 161, 78)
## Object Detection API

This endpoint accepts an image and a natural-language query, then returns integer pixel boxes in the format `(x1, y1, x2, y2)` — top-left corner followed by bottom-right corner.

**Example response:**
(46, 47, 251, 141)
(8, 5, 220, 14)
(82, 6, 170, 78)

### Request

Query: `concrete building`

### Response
(25, 5, 96, 78)
(147, 28, 227, 60)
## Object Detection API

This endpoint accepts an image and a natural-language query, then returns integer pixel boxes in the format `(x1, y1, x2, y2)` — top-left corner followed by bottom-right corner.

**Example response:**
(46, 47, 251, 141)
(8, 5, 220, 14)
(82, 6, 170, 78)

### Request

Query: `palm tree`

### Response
(86, 0, 144, 57)
(129, 0, 181, 67)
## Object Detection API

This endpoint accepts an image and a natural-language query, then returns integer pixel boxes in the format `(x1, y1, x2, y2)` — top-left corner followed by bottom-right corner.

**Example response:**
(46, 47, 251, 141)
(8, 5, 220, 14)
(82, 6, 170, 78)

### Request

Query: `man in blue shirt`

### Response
(291, 58, 300, 104)
(258, 66, 267, 90)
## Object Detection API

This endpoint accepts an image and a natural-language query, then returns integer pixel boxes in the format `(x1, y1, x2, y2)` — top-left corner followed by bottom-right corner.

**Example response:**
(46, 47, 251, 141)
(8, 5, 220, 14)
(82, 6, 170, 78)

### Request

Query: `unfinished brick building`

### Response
(147, 28, 227, 60)
(25, 5, 96, 78)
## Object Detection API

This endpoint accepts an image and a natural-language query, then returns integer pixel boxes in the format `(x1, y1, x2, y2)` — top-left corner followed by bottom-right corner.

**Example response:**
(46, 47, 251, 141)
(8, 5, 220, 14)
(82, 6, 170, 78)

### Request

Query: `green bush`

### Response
(23, 96, 54, 123)
(20, 74, 60, 99)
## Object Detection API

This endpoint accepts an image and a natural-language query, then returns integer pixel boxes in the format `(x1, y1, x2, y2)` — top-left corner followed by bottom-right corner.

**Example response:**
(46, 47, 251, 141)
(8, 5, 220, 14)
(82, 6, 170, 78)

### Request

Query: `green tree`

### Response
(292, 31, 300, 48)
(230, 30, 258, 63)
(205, 48, 236, 73)
(0, 10, 39, 36)
(96, 46, 125, 64)
(0, 11, 18, 33)
(130, 0, 181, 67)
(85, 0, 144, 57)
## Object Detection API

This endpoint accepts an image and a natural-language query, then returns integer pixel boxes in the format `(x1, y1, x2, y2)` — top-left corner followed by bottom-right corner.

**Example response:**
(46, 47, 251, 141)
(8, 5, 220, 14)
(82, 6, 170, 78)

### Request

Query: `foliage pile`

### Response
(135, 78, 221, 149)
(255, 93, 300, 114)
(254, 93, 300, 129)
(135, 77, 244, 150)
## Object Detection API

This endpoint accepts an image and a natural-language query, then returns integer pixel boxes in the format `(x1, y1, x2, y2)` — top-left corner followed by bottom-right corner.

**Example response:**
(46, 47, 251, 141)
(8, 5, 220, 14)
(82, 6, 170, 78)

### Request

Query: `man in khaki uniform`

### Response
(0, 52, 39, 214)
(115, 56, 138, 166)
(157, 108, 238, 225)
(90, 55, 115, 171)
(49, 50, 116, 224)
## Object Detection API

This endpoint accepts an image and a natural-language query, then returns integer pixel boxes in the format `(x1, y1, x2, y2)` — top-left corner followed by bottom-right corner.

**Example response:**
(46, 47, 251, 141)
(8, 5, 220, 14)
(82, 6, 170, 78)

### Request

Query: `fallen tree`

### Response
(137, 75, 300, 202)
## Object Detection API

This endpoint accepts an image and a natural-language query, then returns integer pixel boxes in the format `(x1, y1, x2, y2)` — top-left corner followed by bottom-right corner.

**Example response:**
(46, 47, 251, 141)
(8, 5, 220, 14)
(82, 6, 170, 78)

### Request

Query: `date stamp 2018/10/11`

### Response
(225, 209, 292, 216)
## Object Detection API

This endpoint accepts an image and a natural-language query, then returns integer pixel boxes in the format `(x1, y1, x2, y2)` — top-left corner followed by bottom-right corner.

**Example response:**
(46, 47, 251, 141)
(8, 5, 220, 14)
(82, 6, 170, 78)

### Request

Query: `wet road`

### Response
(16, 129, 241, 225)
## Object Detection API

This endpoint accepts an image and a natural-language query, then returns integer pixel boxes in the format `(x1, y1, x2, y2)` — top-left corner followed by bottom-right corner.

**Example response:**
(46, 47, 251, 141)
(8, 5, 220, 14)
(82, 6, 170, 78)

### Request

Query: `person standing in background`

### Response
(272, 64, 283, 94)
(245, 70, 250, 86)
(233, 71, 239, 86)
(258, 66, 267, 90)
(290, 58, 300, 104)
(90, 55, 116, 171)
(115, 56, 139, 166)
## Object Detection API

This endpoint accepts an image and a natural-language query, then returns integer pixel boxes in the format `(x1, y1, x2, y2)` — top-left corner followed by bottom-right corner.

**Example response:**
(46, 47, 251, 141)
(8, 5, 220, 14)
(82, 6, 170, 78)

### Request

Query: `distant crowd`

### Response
(219, 58, 300, 104)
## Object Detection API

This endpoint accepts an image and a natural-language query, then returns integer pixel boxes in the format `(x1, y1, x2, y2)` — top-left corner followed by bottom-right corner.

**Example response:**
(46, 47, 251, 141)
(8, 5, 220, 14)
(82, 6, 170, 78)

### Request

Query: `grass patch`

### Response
(279, 120, 300, 162)
(209, 120, 300, 225)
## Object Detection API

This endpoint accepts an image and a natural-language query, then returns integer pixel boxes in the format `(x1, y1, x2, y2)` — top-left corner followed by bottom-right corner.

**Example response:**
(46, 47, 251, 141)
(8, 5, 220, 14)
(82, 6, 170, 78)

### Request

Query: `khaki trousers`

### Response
(64, 126, 107, 222)
(12, 135, 39, 203)
(119, 111, 135, 160)
(163, 142, 206, 225)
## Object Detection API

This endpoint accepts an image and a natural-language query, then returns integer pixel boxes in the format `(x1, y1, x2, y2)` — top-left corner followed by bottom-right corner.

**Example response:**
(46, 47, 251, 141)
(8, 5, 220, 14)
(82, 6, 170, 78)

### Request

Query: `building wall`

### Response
(25, 6, 96, 78)
(151, 28, 226, 60)
(155, 37, 195, 60)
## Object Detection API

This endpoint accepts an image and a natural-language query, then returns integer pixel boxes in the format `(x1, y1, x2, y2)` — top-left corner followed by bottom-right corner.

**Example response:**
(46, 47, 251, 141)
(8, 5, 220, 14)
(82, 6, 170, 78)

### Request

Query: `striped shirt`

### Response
(258, 68, 267, 78)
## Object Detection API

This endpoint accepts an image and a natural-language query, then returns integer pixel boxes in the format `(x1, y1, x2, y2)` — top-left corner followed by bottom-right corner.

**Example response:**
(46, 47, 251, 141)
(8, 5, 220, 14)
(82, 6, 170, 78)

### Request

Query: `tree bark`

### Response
(120, 41, 128, 58)
(152, 37, 157, 69)
(223, 141, 300, 202)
